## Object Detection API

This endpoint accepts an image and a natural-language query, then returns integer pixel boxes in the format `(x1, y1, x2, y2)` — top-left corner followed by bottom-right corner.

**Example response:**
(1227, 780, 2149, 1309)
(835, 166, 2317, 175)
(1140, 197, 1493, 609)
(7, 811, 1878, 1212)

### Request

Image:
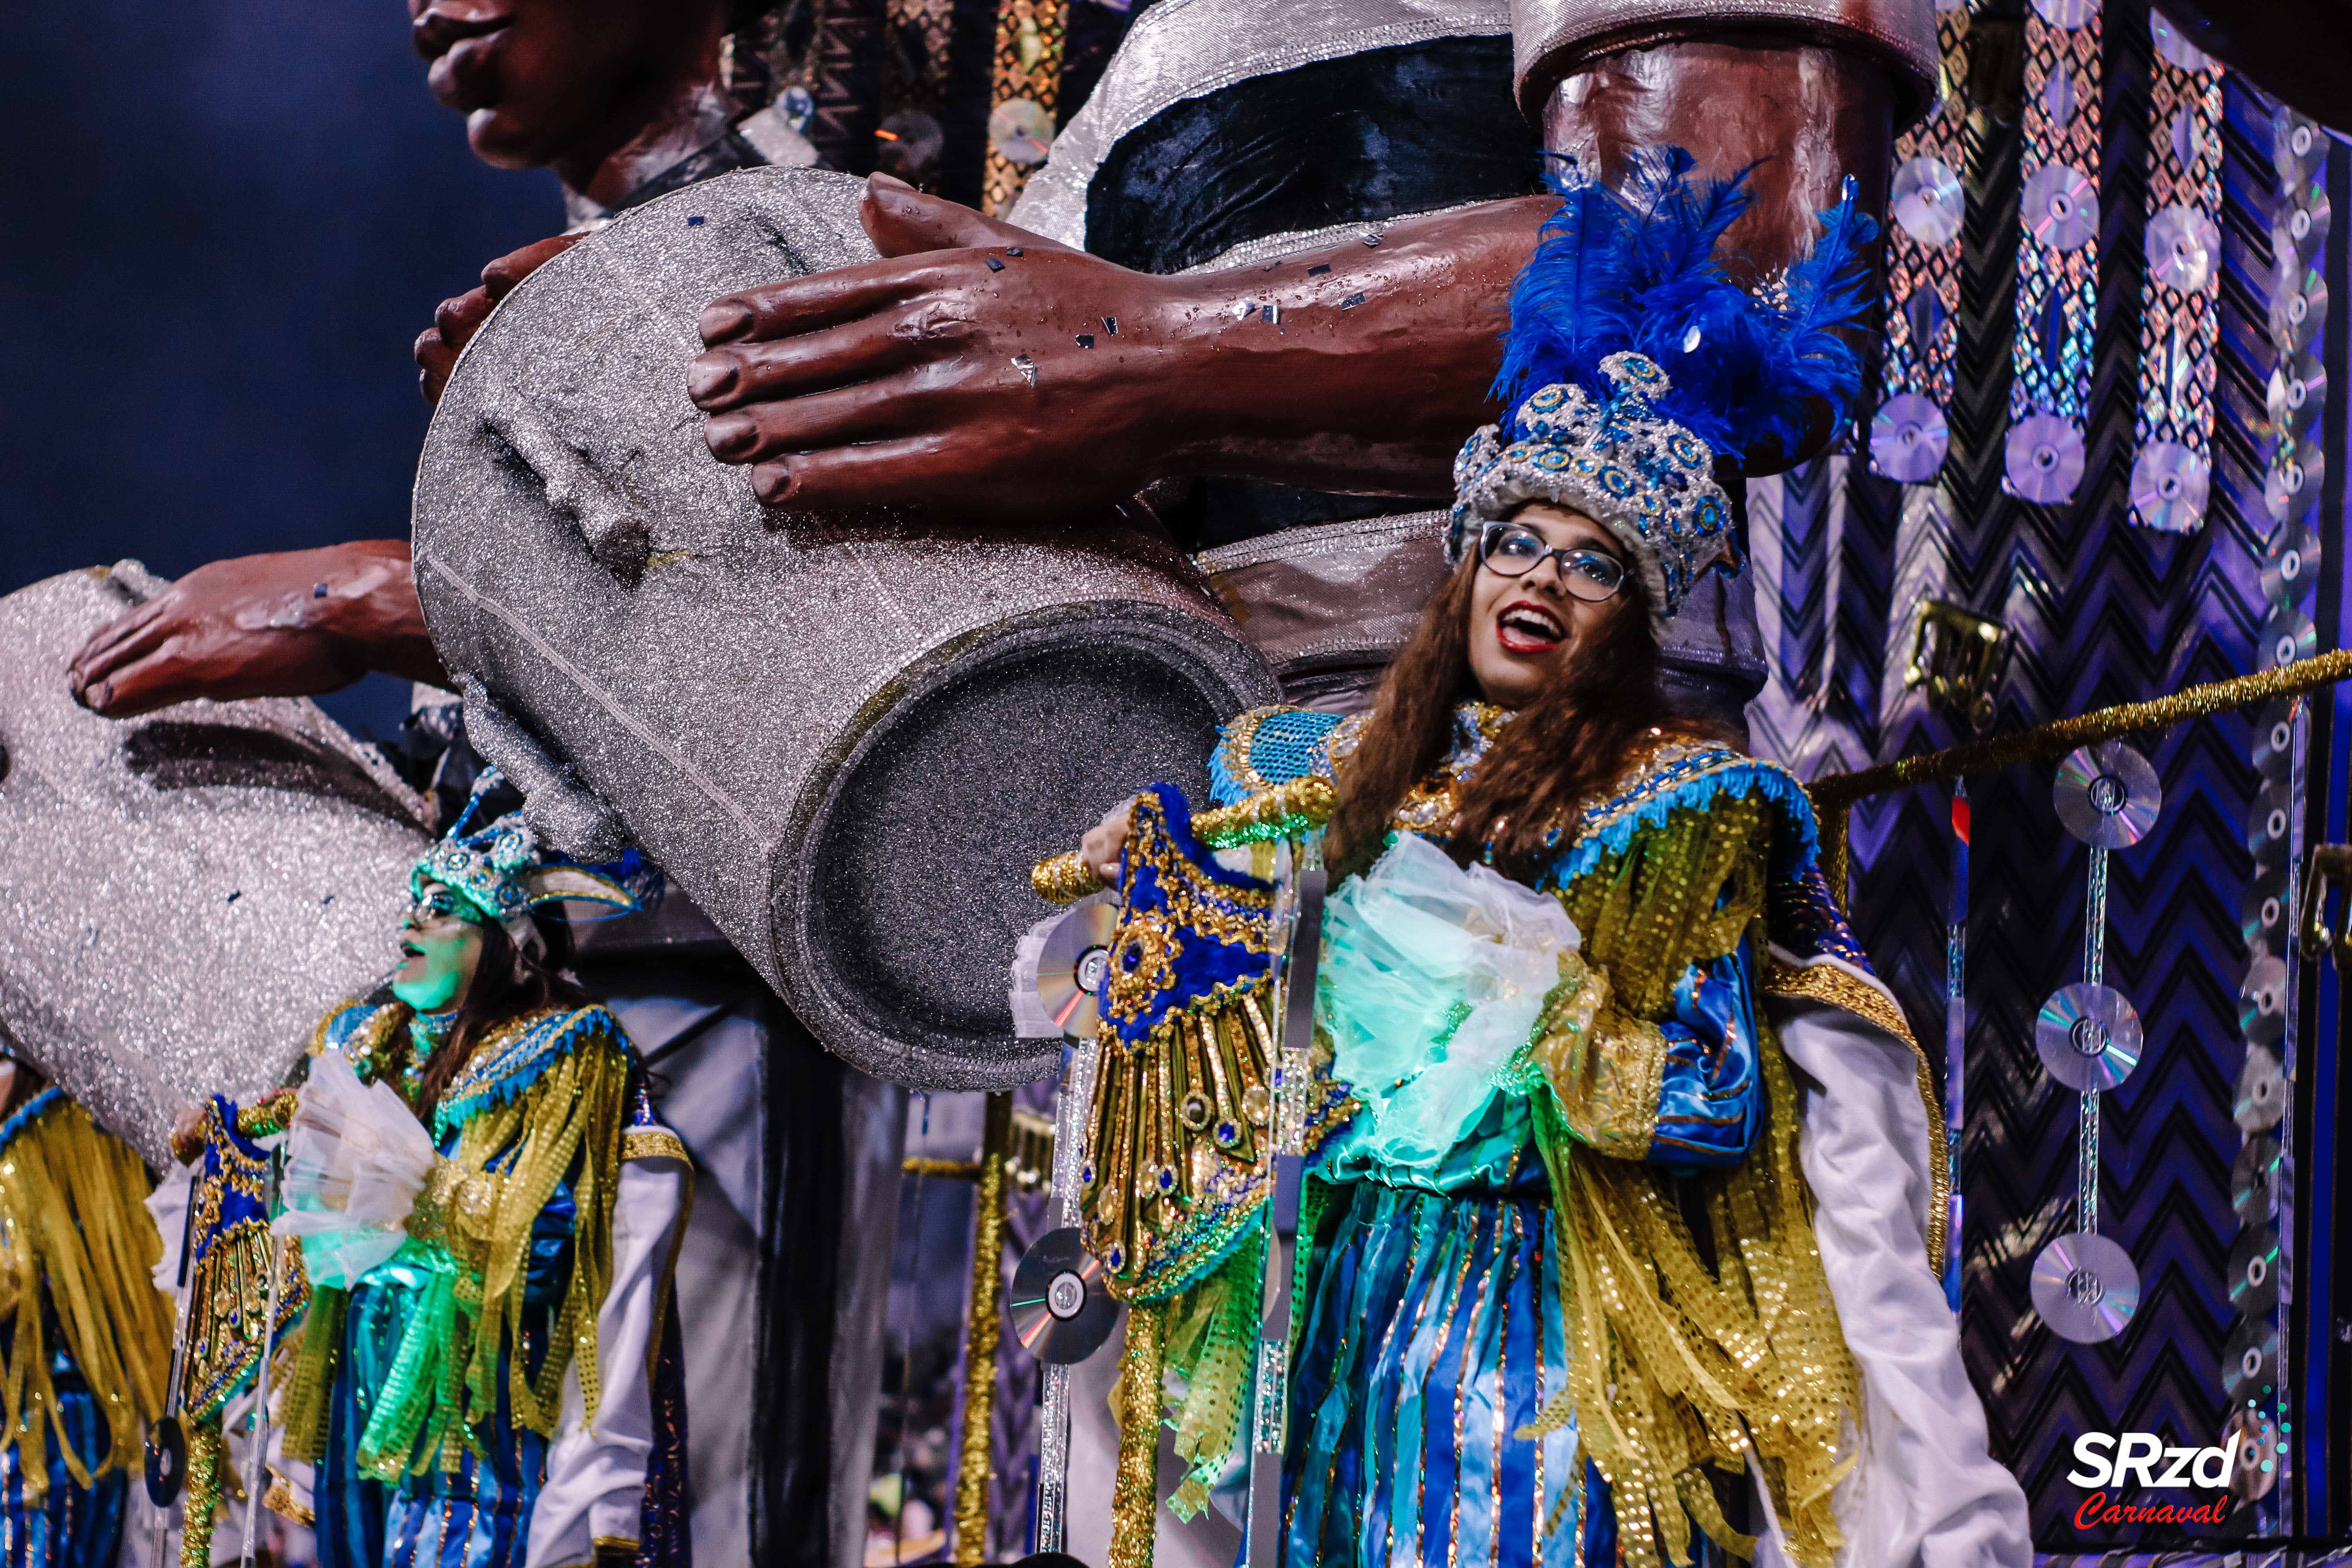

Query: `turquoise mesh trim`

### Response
(1209, 708, 1344, 806)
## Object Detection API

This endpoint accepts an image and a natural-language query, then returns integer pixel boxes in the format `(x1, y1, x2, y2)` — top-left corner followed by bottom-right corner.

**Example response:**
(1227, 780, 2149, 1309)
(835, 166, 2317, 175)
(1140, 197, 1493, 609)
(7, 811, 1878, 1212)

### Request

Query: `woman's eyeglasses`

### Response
(1477, 523, 1627, 603)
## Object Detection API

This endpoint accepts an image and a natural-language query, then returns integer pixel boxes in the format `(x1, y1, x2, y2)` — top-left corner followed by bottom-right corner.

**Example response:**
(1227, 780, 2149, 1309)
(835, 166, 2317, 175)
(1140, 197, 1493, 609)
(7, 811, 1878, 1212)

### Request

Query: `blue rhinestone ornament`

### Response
(1448, 351, 1737, 623)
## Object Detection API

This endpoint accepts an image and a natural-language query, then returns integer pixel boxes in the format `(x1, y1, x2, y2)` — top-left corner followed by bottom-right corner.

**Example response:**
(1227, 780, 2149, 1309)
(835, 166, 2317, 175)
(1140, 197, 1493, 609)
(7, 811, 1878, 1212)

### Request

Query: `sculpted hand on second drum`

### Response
(689, 173, 1553, 520)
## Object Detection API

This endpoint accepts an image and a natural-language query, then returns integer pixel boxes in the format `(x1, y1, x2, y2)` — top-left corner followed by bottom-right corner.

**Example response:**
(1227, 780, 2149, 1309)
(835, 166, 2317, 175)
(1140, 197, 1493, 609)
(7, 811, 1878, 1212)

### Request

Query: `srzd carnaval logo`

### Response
(2067, 1431, 2240, 1530)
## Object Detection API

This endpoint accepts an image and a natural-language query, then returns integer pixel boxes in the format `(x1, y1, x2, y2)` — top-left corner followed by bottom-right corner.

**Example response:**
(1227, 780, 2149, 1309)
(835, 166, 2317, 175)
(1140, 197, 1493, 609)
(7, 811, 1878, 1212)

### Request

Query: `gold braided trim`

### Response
(1763, 952, 1949, 1274)
(621, 1128, 691, 1165)
(264, 1472, 314, 1526)
(0, 1099, 173, 1501)
(1107, 1301, 1165, 1568)
(952, 1096, 1011, 1566)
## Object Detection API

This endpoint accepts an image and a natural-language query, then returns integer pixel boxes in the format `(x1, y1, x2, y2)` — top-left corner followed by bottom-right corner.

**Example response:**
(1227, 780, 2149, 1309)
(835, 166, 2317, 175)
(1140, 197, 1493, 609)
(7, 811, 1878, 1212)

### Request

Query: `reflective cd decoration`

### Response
(1893, 156, 1964, 245)
(2247, 779, 2294, 862)
(2238, 955, 2288, 1049)
(2005, 413, 2087, 502)
(2226, 1405, 2281, 1502)
(2144, 203, 2220, 292)
(2223, 1316, 2279, 1406)
(2277, 114, 2326, 183)
(2149, 8, 2211, 69)
(2228, 1226, 2281, 1316)
(2240, 865, 2289, 956)
(2032, 1230, 2140, 1343)
(1035, 898, 1118, 1040)
(2023, 163, 2099, 251)
(2129, 441, 2209, 532)
(2259, 606, 2316, 670)
(1007, 1226, 1121, 1365)
(2053, 740, 2162, 847)
(2231, 1135, 2279, 1224)
(2234, 1043, 2287, 1133)
(2261, 524, 2320, 609)
(2271, 265, 2327, 353)
(2035, 983, 2144, 1092)
(2252, 699, 2298, 777)
(987, 98, 1054, 167)
(2274, 181, 2331, 264)
(1871, 393, 1950, 484)
(2265, 443, 2324, 521)
(2267, 351, 2328, 438)
(2031, 0, 2094, 27)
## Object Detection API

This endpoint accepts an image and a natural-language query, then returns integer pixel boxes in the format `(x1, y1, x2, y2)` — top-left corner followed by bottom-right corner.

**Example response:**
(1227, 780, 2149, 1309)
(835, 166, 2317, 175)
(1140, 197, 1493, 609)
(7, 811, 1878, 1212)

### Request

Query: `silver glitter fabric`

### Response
(414, 168, 1277, 1093)
(0, 564, 430, 1165)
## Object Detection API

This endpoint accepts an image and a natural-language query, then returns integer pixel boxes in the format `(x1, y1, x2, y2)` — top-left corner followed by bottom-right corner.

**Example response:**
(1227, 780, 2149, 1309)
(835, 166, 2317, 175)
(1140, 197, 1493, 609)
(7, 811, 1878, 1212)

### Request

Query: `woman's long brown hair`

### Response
(1323, 549, 1682, 880)
(409, 919, 590, 1116)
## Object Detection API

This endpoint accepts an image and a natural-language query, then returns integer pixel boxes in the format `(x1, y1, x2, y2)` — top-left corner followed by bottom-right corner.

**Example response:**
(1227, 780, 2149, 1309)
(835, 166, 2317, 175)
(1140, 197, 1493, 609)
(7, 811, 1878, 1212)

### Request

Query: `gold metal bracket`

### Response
(2298, 844, 2352, 962)
(1903, 599, 2013, 731)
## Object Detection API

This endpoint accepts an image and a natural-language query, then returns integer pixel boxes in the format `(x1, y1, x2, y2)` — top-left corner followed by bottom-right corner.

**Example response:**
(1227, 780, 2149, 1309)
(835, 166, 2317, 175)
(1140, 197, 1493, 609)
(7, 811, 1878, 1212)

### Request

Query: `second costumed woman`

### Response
(200, 787, 693, 1568)
(1058, 152, 2033, 1568)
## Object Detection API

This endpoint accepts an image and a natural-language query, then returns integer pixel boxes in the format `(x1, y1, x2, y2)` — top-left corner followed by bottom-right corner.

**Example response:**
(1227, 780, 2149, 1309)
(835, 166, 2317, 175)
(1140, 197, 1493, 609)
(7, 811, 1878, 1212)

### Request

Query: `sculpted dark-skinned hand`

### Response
(689, 172, 1554, 519)
(417, 232, 586, 404)
(67, 541, 446, 719)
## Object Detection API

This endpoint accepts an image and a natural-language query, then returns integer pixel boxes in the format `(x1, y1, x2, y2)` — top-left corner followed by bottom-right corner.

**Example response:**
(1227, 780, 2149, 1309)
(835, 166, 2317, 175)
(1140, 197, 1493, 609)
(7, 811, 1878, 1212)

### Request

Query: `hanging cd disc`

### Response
(2270, 265, 2326, 354)
(2226, 1405, 2280, 1502)
(2222, 1315, 2279, 1406)
(2149, 9, 2211, 69)
(1034, 899, 1119, 1041)
(1871, 393, 1949, 484)
(1893, 156, 1964, 245)
(2252, 699, 2298, 779)
(2241, 865, 2289, 956)
(2266, 446, 2325, 523)
(2236, 1043, 2287, 1132)
(2231, 1136, 2279, 1225)
(2247, 781, 2294, 866)
(2145, 204, 2220, 293)
(2261, 524, 2321, 610)
(2005, 413, 2087, 503)
(2229, 1226, 2281, 1316)
(2034, 983, 2144, 1091)
(2129, 441, 2209, 532)
(2268, 352, 2328, 439)
(2023, 163, 2098, 251)
(2238, 955, 2288, 1049)
(2273, 183, 2331, 268)
(1007, 1226, 1121, 1365)
(2259, 606, 2317, 670)
(2031, 1231, 2140, 1344)
(2053, 740, 2162, 847)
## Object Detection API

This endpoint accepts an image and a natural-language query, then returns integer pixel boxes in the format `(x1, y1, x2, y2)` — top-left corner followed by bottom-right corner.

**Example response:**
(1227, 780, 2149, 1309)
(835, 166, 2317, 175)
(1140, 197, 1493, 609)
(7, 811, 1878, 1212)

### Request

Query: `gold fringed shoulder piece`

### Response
(1763, 953, 1949, 1275)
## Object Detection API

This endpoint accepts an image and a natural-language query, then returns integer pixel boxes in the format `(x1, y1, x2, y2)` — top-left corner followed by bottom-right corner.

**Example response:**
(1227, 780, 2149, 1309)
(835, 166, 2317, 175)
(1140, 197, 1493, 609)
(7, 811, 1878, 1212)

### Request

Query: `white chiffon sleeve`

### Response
(524, 1153, 688, 1568)
(1761, 967, 2032, 1568)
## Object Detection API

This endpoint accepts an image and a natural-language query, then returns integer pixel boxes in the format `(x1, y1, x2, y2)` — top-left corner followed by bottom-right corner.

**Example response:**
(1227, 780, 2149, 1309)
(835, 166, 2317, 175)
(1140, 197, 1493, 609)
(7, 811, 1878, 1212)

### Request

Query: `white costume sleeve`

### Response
(1759, 959, 2032, 1568)
(525, 1154, 688, 1568)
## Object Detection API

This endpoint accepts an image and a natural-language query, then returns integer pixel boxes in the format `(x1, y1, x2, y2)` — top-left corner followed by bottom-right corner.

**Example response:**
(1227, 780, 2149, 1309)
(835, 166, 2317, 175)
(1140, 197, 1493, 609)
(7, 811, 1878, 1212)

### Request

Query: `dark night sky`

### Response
(0, 0, 562, 740)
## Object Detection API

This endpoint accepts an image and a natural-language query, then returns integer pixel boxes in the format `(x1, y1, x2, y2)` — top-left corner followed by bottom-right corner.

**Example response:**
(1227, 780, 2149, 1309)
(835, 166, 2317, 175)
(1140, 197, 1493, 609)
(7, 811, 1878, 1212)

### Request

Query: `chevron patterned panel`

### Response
(1748, 2, 2293, 1550)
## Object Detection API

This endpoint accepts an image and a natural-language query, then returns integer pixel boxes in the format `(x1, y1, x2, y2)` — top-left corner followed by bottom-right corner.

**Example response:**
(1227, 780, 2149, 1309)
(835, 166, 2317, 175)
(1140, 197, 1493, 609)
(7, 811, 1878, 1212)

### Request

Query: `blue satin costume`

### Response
(1208, 707, 1774, 1568)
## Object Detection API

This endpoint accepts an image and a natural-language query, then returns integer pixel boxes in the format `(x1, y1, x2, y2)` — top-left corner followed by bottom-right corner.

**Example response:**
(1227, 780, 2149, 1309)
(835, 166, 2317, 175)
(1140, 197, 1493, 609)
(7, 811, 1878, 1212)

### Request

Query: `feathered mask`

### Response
(411, 771, 633, 951)
(1450, 149, 1877, 621)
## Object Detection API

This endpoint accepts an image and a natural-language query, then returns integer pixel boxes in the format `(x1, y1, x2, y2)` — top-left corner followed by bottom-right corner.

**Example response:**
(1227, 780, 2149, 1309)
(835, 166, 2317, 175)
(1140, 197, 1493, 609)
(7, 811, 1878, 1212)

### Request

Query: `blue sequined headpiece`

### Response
(412, 771, 633, 939)
(1449, 149, 1876, 621)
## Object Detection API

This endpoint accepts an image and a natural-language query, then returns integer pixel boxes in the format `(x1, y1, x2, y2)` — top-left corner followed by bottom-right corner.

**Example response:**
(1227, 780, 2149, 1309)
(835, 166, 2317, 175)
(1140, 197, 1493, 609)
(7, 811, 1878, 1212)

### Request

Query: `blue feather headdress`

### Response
(1450, 149, 1877, 620)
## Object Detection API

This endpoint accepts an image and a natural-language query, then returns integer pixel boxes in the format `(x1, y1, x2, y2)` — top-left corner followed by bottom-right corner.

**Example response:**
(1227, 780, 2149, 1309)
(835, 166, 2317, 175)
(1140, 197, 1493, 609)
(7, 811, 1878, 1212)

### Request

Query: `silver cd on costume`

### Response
(2238, 955, 2288, 1049)
(2005, 413, 2086, 503)
(2231, 1136, 2279, 1225)
(2032, 1231, 2140, 1344)
(2227, 1406, 2280, 1502)
(2035, 983, 2143, 1091)
(1893, 156, 1964, 245)
(2270, 266, 2326, 353)
(2252, 700, 2297, 779)
(1871, 394, 1950, 484)
(2229, 1227, 2281, 1317)
(2247, 780, 2293, 863)
(2144, 204, 2220, 293)
(2266, 444, 2324, 522)
(2130, 441, 2209, 532)
(988, 98, 1054, 166)
(2242, 865, 2289, 956)
(2262, 524, 2320, 609)
(2260, 606, 2317, 670)
(2031, 0, 2094, 28)
(1035, 899, 1119, 1040)
(2149, 9, 2211, 70)
(2223, 1315, 2279, 1406)
(1007, 1227, 1121, 1365)
(2273, 184, 2331, 268)
(2023, 163, 2098, 252)
(2236, 1043, 2287, 1132)
(2268, 352, 2328, 438)
(2053, 740, 2162, 847)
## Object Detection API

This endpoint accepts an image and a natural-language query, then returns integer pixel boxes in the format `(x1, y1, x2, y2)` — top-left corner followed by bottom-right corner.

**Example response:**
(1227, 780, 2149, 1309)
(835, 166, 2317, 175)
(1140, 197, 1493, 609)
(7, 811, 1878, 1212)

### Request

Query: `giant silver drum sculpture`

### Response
(0, 563, 432, 1164)
(414, 167, 1278, 1092)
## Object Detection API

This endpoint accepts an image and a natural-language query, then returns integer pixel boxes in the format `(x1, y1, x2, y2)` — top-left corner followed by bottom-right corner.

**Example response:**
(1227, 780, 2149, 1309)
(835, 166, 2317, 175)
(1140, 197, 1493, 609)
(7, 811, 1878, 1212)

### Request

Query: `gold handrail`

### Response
(1808, 649, 2352, 898)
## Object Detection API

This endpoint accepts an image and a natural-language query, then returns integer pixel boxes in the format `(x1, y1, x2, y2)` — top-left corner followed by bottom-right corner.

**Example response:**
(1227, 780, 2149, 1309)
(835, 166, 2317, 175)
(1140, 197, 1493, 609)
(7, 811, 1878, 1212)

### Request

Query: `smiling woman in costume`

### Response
(1063, 152, 2031, 1568)
(178, 782, 692, 1568)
